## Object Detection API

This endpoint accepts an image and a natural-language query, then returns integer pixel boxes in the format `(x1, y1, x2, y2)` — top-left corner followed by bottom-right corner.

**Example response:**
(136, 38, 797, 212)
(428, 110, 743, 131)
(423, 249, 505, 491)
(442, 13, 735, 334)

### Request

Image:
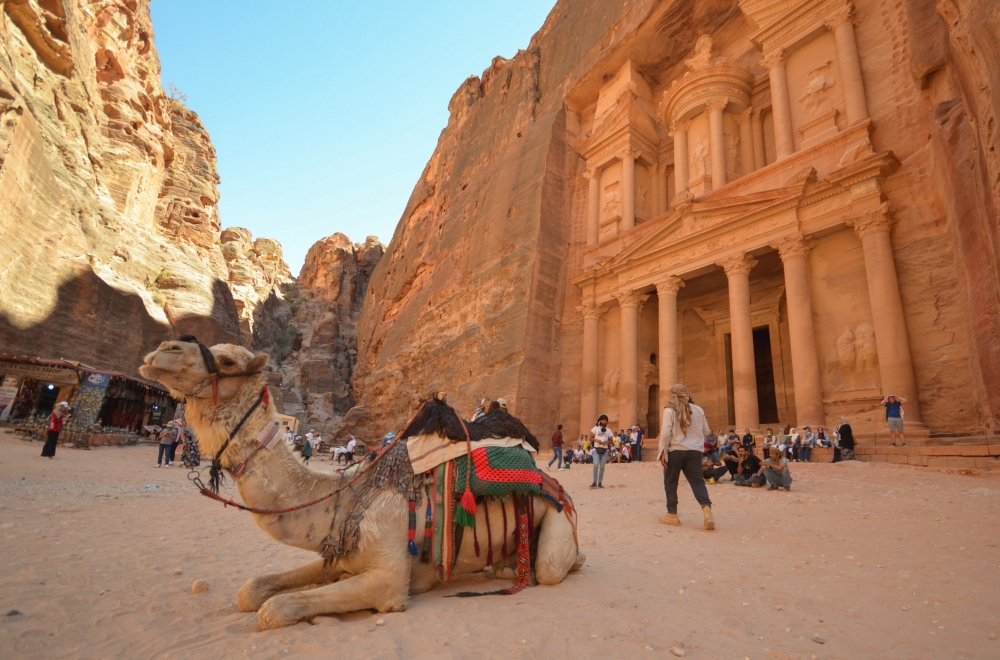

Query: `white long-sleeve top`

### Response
(657, 404, 711, 458)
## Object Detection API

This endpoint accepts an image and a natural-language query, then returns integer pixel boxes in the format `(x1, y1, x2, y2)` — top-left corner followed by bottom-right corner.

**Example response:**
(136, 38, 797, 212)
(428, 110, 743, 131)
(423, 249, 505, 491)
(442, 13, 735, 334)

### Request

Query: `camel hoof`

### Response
(378, 602, 407, 613)
(571, 553, 587, 572)
(238, 578, 273, 613)
(256, 595, 304, 630)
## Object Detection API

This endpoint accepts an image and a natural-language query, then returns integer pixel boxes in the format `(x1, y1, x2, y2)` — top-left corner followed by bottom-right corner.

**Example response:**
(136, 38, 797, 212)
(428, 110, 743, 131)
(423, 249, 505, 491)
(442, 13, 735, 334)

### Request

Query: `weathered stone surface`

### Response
(275, 234, 383, 431)
(0, 0, 287, 375)
(354, 0, 1000, 445)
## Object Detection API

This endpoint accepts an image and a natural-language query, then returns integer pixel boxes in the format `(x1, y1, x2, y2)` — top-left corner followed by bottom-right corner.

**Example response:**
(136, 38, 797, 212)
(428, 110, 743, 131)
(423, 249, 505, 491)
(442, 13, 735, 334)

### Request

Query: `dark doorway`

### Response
(36, 383, 59, 417)
(753, 326, 780, 424)
(724, 334, 735, 426)
(647, 385, 659, 436)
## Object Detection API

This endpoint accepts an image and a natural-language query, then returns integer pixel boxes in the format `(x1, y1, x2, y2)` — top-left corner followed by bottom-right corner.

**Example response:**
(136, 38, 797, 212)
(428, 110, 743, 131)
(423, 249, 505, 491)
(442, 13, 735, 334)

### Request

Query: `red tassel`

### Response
(262, 386, 269, 407)
(460, 487, 476, 517)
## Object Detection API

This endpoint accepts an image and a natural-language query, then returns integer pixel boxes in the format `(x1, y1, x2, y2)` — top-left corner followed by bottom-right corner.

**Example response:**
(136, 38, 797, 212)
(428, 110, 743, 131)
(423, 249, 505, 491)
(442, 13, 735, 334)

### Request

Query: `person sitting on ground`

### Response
(726, 444, 765, 487)
(702, 443, 729, 483)
(618, 442, 631, 463)
(762, 447, 793, 491)
(574, 447, 585, 464)
(562, 445, 573, 469)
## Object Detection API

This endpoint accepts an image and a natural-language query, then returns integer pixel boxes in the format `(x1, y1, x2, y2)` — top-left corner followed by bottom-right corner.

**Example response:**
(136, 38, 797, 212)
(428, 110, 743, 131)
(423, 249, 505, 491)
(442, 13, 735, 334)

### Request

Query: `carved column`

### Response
(670, 122, 690, 200)
(774, 234, 825, 428)
(827, 6, 869, 125)
(751, 110, 766, 170)
(656, 277, 685, 411)
(762, 50, 795, 159)
(616, 289, 644, 429)
(707, 99, 728, 189)
(847, 204, 923, 425)
(579, 303, 605, 432)
(660, 166, 671, 212)
(719, 254, 760, 430)
(735, 107, 756, 176)
(584, 168, 601, 245)
(621, 150, 637, 231)
(649, 165, 661, 217)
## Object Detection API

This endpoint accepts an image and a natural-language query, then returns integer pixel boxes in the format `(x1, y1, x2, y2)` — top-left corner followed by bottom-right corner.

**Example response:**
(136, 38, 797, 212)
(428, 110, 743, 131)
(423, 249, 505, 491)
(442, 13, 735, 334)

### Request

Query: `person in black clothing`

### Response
(742, 428, 756, 456)
(833, 416, 856, 462)
(725, 445, 765, 487)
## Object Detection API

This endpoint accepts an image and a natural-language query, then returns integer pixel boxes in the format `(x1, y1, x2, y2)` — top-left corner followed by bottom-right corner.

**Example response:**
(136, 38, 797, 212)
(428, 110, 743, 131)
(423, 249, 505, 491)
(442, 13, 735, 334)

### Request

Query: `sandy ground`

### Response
(1, 433, 999, 659)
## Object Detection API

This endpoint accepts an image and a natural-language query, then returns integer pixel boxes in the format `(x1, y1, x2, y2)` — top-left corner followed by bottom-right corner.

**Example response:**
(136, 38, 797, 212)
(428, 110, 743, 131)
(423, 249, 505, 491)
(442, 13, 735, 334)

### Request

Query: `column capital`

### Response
(656, 276, 685, 296)
(760, 49, 787, 71)
(824, 2, 858, 30)
(718, 253, 758, 277)
(621, 147, 641, 161)
(582, 167, 598, 180)
(577, 303, 607, 320)
(847, 202, 893, 239)
(773, 233, 817, 261)
(615, 289, 647, 309)
(751, 108, 765, 123)
(733, 106, 753, 125)
(705, 98, 729, 113)
(668, 120, 691, 137)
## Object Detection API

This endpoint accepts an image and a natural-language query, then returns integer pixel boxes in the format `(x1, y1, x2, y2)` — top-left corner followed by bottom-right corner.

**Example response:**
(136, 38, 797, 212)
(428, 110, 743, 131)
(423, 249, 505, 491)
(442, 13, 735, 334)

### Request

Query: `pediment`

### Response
(579, 92, 660, 162)
(739, 0, 805, 31)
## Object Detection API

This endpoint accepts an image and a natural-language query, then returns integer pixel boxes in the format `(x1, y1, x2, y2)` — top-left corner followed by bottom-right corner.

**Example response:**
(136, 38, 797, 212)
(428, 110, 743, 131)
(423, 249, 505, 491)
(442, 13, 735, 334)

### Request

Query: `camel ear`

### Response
(249, 353, 270, 373)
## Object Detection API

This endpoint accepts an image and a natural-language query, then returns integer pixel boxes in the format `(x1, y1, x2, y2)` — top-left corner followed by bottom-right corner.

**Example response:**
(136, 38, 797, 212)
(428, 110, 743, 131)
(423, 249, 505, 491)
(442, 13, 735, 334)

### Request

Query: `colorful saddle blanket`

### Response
(454, 446, 542, 499)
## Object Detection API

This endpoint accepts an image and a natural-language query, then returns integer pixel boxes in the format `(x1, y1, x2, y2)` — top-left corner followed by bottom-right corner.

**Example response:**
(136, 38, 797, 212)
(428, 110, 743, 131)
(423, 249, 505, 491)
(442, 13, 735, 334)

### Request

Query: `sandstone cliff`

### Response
(273, 234, 384, 431)
(0, 0, 288, 375)
(354, 0, 1000, 441)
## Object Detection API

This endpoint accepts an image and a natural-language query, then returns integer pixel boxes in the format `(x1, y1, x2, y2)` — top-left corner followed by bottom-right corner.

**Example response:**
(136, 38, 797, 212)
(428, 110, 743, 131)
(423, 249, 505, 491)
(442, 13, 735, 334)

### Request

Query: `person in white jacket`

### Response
(658, 384, 715, 530)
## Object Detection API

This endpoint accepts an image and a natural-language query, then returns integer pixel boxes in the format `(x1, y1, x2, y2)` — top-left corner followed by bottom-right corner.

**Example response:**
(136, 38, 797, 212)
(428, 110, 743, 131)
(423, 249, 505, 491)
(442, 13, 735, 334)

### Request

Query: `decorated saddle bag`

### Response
(453, 446, 542, 499)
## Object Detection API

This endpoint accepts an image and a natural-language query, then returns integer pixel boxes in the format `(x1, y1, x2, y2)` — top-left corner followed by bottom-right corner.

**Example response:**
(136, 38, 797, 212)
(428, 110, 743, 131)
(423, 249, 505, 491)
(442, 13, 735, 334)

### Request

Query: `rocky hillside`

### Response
(271, 234, 384, 431)
(0, 0, 288, 373)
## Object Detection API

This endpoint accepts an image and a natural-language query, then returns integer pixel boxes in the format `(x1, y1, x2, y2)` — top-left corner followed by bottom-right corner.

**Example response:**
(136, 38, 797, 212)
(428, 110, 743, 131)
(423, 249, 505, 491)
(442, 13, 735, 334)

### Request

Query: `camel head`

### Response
(140, 337, 269, 403)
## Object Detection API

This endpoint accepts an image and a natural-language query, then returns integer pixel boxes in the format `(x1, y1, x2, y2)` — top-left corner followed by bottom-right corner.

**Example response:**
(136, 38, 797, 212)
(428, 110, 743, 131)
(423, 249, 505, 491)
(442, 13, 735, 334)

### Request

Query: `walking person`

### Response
(41, 402, 70, 459)
(658, 384, 715, 530)
(882, 395, 907, 446)
(301, 434, 313, 464)
(547, 424, 564, 471)
(833, 416, 856, 462)
(590, 415, 614, 488)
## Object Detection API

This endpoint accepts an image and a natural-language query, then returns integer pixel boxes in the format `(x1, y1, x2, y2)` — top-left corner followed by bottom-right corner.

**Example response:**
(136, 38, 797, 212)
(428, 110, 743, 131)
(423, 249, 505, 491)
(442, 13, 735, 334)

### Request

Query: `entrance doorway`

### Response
(647, 385, 659, 436)
(723, 327, 780, 425)
(36, 383, 59, 417)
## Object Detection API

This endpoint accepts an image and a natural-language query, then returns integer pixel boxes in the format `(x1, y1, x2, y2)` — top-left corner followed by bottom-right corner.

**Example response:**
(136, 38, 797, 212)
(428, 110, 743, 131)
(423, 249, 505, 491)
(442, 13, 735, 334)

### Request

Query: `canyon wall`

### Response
(354, 0, 1000, 442)
(0, 0, 288, 375)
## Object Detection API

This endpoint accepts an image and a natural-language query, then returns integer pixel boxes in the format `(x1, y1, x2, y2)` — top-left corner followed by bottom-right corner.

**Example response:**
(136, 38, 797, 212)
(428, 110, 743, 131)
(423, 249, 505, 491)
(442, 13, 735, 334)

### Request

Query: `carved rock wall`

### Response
(0, 0, 287, 375)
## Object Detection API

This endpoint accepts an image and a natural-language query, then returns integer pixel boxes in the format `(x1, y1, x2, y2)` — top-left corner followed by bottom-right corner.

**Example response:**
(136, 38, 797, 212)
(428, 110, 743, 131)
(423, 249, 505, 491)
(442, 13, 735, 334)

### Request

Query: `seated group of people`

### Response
(702, 443, 793, 491)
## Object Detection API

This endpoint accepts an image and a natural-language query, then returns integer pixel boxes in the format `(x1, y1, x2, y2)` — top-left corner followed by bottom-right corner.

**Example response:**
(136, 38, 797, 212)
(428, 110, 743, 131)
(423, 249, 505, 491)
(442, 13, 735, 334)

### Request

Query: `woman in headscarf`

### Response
(833, 416, 855, 462)
(41, 402, 70, 458)
(657, 384, 714, 530)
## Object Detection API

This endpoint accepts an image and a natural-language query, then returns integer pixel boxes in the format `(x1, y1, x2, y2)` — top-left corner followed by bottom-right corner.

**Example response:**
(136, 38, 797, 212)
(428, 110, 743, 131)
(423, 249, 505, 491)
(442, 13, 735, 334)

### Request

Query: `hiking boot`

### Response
(590, 483, 597, 489)
(702, 506, 715, 531)
(659, 513, 681, 526)
(598, 483, 604, 489)
(751, 481, 763, 488)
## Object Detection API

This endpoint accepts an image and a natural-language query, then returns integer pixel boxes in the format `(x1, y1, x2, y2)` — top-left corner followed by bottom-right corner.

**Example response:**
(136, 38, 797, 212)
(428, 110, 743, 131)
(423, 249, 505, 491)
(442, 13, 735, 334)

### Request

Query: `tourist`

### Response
(635, 425, 645, 462)
(562, 445, 573, 469)
(497, 397, 510, 412)
(547, 424, 564, 470)
(573, 447, 585, 464)
(776, 427, 788, 451)
(582, 434, 592, 453)
(155, 421, 175, 467)
(800, 426, 815, 463)
(471, 398, 489, 421)
(702, 444, 728, 483)
(762, 447, 793, 491)
(168, 419, 184, 465)
(629, 426, 639, 462)
(721, 433, 737, 455)
(787, 427, 801, 461)
(301, 435, 313, 464)
(657, 384, 714, 530)
(726, 444, 765, 487)
(762, 427, 775, 457)
(882, 395, 907, 446)
(705, 428, 718, 453)
(833, 416, 856, 462)
(816, 426, 832, 447)
(742, 428, 756, 456)
(41, 401, 69, 459)
(345, 435, 358, 463)
(590, 415, 614, 488)
(616, 429, 625, 450)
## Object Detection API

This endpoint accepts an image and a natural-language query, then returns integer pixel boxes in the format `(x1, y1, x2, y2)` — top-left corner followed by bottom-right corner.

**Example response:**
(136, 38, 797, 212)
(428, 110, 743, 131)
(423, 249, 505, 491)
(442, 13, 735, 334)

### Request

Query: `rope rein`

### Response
(191, 399, 430, 515)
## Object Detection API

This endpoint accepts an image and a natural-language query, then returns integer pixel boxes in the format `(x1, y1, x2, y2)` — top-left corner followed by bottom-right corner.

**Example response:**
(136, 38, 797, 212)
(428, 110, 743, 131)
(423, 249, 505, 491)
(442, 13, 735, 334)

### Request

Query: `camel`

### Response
(139, 338, 583, 629)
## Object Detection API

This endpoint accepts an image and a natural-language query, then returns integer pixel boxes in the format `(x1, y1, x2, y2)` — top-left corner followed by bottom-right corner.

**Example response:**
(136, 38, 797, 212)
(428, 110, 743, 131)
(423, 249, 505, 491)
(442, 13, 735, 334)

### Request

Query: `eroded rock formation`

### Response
(274, 234, 384, 430)
(0, 0, 287, 375)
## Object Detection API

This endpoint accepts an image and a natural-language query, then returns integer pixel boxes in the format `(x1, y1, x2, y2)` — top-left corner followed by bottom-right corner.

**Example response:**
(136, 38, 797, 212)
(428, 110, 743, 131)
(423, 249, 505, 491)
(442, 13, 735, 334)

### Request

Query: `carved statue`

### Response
(691, 139, 710, 179)
(603, 182, 622, 218)
(854, 322, 878, 373)
(798, 75, 837, 115)
(684, 35, 726, 71)
(602, 370, 620, 401)
(636, 184, 647, 217)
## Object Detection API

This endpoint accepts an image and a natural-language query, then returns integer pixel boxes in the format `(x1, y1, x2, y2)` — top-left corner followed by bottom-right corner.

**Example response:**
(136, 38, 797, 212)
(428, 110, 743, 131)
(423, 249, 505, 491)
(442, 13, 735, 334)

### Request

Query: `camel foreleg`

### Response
(256, 569, 409, 629)
(238, 559, 342, 612)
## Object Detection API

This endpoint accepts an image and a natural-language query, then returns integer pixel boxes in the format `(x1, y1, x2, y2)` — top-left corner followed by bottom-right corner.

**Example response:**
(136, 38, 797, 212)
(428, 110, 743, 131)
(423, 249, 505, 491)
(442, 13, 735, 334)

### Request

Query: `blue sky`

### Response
(151, 1, 555, 275)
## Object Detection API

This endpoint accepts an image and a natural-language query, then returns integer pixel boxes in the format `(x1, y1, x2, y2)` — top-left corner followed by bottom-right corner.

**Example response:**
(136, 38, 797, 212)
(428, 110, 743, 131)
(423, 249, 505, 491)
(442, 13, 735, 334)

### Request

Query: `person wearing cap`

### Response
(762, 446, 793, 491)
(497, 397, 509, 411)
(41, 402, 70, 459)
(799, 426, 815, 462)
(156, 421, 175, 467)
(881, 394, 907, 446)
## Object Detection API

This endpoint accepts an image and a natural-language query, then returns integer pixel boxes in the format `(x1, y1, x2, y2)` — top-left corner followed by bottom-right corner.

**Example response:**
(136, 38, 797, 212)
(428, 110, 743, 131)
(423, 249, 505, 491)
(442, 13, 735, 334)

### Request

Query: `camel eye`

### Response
(221, 358, 236, 367)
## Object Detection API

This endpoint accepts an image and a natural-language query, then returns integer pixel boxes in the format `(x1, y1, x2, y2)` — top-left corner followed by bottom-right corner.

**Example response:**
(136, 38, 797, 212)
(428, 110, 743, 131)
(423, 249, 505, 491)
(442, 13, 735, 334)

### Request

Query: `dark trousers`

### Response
(704, 465, 729, 480)
(41, 431, 59, 457)
(663, 450, 712, 514)
(169, 441, 180, 463)
(635, 444, 642, 462)
(157, 444, 171, 465)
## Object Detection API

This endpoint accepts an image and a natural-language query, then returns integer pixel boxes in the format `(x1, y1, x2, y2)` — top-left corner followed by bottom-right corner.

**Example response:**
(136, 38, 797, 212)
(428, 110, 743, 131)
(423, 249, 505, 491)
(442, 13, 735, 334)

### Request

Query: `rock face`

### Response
(275, 234, 383, 430)
(0, 0, 287, 374)
(354, 0, 1000, 443)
